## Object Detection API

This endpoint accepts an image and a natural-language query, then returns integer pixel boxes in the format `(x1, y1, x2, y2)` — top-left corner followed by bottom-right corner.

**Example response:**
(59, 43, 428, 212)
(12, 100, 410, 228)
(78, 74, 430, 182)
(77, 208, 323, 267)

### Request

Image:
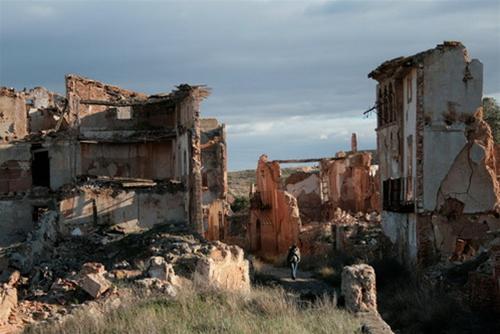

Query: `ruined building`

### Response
(0, 75, 227, 246)
(369, 42, 500, 275)
(247, 140, 380, 256)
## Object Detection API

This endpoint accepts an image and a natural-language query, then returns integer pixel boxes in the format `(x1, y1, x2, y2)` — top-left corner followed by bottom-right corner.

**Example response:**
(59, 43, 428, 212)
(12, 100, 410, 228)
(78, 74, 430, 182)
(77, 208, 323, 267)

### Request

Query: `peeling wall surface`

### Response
(381, 211, 417, 266)
(59, 186, 186, 231)
(80, 141, 174, 180)
(370, 42, 498, 269)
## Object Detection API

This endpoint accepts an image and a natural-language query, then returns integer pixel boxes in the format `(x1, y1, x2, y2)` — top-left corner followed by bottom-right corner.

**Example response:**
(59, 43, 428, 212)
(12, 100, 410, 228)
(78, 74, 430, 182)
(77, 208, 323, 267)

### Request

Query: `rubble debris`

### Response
(0, 221, 252, 332)
(247, 147, 380, 257)
(341, 264, 377, 313)
(9, 210, 60, 274)
(0, 271, 19, 325)
(194, 241, 250, 293)
(79, 275, 111, 299)
(147, 256, 177, 283)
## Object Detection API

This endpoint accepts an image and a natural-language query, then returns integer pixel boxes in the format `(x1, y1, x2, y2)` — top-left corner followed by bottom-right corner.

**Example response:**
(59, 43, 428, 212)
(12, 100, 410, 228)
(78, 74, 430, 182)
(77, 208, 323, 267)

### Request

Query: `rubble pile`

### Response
(332, 209, 391, 262)
(0, 214, 250, 332)
(421, 230, 500, 313)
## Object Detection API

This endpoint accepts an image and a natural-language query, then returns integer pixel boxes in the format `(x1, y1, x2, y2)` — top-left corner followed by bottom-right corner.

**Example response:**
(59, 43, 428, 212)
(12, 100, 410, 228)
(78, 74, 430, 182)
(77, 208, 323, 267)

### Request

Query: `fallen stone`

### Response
(0, 271, 20, 325)
(193, 242, 250, 293)
(80, 262, 106, 275)
(79, 273, 111, 299)
(341, 264, 377, 313)
(147, 256, 176, 282)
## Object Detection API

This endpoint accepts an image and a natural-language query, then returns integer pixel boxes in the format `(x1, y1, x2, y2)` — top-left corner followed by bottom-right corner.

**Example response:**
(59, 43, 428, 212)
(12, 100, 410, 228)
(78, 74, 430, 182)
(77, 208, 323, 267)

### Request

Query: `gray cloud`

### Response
(1, 0, 499, 170)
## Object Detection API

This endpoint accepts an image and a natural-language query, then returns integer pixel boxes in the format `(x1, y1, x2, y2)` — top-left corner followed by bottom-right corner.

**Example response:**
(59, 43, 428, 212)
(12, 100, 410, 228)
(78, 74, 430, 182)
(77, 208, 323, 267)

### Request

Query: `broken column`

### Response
(351, 133, 358, 152)
(341, 264, 377, 313)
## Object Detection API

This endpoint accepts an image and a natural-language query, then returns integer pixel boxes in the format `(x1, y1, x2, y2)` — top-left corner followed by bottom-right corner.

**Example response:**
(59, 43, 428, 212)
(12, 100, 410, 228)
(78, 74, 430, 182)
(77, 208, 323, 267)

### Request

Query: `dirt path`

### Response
(254, 263, 394, 333)
(254, 263, 336, 300)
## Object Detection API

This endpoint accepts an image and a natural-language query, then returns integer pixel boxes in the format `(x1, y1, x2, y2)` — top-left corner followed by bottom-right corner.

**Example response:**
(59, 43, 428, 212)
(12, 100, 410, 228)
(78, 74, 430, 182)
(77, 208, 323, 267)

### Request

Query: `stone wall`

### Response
(59, 185, 186, 233)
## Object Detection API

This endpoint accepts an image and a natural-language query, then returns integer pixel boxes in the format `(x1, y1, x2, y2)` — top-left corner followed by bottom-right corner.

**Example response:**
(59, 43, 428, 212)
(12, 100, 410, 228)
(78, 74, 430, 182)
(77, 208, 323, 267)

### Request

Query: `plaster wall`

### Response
(59, 188, 186, 230)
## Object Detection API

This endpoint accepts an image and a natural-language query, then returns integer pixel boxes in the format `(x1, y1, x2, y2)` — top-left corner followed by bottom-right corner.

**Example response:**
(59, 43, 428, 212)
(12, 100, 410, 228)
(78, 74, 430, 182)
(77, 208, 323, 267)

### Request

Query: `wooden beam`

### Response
(79, 98, 176, 107)
(273, 157, 342, 164)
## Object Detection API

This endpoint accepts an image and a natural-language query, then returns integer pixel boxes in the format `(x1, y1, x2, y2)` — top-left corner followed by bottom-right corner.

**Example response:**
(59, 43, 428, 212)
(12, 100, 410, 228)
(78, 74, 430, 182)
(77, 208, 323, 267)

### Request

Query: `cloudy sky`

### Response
(1, 0, 499, 170)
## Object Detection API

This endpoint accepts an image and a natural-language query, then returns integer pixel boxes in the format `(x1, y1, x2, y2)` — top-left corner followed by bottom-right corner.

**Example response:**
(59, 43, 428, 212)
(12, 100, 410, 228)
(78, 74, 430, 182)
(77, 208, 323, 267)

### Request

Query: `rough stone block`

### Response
(341, 264, 377, 313)
(80, 273, 111, 299)
(194, 242, 250, 293)
(148, 256, 176, 282)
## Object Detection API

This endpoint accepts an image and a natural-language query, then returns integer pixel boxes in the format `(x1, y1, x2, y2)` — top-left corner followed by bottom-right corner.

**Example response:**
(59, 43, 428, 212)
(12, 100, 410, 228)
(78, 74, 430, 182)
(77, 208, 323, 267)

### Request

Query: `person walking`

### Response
(287, 244, 301, 280)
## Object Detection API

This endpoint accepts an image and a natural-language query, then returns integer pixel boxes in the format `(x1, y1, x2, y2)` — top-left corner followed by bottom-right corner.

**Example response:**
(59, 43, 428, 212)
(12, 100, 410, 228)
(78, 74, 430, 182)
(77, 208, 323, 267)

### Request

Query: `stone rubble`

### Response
(0, 219, 251, 332)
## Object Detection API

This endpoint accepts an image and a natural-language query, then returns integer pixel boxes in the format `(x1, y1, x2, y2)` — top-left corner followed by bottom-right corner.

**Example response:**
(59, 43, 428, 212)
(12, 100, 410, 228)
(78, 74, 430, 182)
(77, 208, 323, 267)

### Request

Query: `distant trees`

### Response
(483, 97, 500, 143)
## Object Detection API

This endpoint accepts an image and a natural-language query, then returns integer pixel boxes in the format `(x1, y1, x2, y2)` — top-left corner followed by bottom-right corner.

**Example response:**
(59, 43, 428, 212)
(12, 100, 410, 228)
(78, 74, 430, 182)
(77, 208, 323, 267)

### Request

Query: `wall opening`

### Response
(31, 145, 50, 188)
(256, 219, 262, 251)
(218, 211, 224, 240)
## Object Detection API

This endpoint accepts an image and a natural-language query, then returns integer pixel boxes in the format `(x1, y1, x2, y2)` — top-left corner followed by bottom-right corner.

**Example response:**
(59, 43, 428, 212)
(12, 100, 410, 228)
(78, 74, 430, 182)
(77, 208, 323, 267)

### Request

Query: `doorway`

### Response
(32, 145, 50, 188)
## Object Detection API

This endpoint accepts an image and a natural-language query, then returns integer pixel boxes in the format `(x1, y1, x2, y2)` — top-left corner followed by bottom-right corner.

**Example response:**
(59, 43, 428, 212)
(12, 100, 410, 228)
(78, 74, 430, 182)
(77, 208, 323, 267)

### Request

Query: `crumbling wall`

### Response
(201, 118, 228, 240)
(26, 87, 65, 134)
(322, 152, 380, 214)
(59, 186, 186, 232)
(66, 74, 147, 132)
(248, 155, 301, 255)
(80, 141, 174, 180)
(0, 88, 28, 142)
(0, 200, 34, 247)
(436, 112, 499, 213)
(285, 171, 322, 223)
(0, 143, 32, 194)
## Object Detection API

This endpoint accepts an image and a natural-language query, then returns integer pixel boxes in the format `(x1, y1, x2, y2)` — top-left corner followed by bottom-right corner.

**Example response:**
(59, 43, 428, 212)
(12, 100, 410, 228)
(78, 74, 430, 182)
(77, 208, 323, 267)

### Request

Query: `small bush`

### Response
(231, 196, 250, 212)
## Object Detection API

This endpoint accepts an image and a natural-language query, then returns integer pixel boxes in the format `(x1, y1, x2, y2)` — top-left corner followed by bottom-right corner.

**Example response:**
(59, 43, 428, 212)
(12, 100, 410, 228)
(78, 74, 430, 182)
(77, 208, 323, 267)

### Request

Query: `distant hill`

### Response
(228, 167, 311, 199)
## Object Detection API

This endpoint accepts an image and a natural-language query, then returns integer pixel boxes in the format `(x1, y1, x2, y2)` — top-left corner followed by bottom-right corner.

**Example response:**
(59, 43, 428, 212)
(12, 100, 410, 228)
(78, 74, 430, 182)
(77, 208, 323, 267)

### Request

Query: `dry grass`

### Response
(25, 286, 361, 334)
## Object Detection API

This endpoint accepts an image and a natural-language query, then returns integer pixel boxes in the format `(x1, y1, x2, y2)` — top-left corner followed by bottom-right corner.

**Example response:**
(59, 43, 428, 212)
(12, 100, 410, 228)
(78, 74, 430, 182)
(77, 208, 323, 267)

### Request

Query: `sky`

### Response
(1, 0, 499, 170)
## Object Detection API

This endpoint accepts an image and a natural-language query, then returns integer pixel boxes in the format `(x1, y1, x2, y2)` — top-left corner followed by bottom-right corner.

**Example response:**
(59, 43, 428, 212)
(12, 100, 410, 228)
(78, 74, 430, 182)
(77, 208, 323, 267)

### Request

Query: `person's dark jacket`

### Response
(287, 246, 301, 264)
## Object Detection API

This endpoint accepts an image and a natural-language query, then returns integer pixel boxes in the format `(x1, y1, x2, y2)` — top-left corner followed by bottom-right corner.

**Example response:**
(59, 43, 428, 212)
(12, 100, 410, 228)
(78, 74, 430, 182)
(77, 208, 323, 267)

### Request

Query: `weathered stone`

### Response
(0, 271, 20, 325)
(248, 155, 301, 255)
(341, 264, 377, 313)
(80, 262, 106, 275)
(147, 256, 176, 282)
(9, 211, 60, 274)
(79, 273, 111, 299)
(193, 242, 250, 293)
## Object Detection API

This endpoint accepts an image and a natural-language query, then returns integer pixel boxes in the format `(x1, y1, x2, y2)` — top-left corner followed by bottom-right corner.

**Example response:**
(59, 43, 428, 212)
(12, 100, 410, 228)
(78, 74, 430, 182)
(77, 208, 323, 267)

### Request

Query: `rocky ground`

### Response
(0, 212, 250, 333)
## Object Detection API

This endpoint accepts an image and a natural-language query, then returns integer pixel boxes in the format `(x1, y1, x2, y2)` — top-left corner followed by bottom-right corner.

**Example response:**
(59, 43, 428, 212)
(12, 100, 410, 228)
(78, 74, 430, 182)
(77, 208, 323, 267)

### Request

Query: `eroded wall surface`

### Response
(0, 88, 28, 142)
(248, 155, 301, 255)
(59, 186, 186, 232)
(371, 42, 498, 269)
(201, 119, 228, 240)
(322, 152, 380, 214)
